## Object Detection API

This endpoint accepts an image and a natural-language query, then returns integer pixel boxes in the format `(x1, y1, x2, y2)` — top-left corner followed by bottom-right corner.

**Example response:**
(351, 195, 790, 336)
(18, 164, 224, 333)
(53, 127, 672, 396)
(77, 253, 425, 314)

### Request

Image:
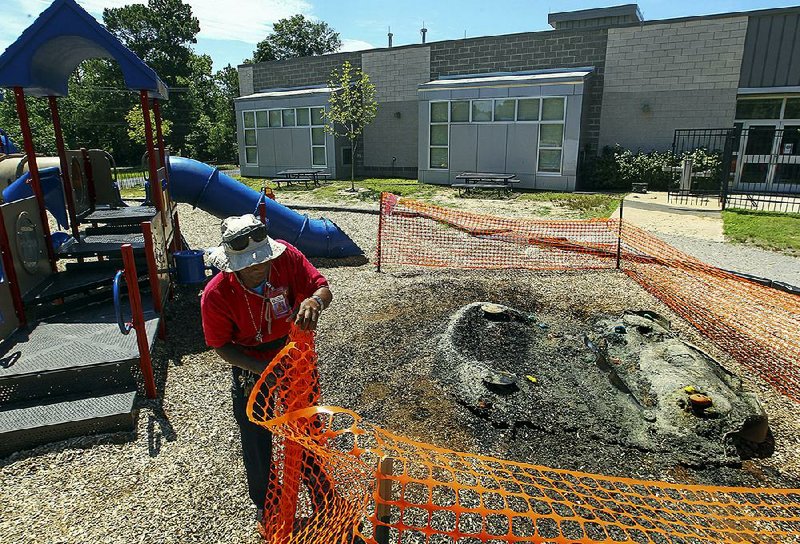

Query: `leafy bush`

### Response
(583, 145, 723, 191)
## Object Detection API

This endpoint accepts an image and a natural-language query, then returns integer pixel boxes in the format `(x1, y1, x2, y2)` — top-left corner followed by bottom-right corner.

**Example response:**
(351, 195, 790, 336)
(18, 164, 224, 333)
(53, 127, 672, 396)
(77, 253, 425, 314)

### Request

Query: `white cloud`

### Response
(339, 38, 375, 52)
(76, 0, 313, 43)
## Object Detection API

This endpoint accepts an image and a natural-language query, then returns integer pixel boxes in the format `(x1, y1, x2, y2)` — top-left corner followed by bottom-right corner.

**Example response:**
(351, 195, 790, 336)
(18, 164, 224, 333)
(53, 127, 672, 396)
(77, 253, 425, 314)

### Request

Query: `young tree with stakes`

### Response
(323, 61, 377, 189)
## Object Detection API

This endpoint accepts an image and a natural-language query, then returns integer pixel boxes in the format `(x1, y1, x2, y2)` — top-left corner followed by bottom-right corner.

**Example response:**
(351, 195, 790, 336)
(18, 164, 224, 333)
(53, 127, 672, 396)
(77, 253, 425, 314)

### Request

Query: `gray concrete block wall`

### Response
(428, 29, 609, 155)
(599, 17, 747, 150)
(362, 101, 418, 171)
(362, 47, 430, 102)
(246, 51, 362, 92)
(361, 47, 431, 177)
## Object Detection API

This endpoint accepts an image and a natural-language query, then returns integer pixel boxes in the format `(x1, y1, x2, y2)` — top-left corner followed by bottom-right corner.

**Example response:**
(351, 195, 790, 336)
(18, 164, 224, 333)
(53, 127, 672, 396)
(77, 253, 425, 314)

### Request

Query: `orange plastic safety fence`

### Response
(247, 329, 800, 544)
(375, 193, 800, 404)
(376, 193, 620, 271)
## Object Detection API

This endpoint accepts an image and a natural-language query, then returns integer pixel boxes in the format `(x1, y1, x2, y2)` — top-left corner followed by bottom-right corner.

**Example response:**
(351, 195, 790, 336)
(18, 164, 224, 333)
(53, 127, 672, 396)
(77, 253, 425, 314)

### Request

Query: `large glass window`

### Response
(430, 125, 448, 146)
(736, 99, 783, 120)
(431, 101, 449, 123)
(296, 108, 310, 126)
(243, 111, 255, 129)
(282, 109, 296, 127)
(311, 107, 325, 125)
(541, 97, 565, 121)
(450, 101, 470, 122)
(311, 127, 326, 167)
(517, 99, 540, 121)
(471, 100, 493, 122)
(429, 102, 449, 169)
(538, 122, 564, 174)
(243, 111, 257, 165)
(268, 110, 282, 127)
(494, 99, 515, 121)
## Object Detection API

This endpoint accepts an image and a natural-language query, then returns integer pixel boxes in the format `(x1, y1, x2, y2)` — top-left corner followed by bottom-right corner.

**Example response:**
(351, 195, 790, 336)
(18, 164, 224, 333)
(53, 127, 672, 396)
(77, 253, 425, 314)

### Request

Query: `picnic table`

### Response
(273, 169, 331, 189)
(452, 172, 519, 196)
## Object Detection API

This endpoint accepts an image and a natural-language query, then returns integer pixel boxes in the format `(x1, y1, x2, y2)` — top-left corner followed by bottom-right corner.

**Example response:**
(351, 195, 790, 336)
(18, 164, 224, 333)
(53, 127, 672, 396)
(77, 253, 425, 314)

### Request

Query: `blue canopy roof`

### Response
(0, 0, 168, 99)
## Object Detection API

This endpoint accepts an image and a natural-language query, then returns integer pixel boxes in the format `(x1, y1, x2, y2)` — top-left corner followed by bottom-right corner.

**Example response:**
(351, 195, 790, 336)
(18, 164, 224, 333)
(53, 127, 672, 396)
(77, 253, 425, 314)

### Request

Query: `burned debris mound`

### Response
(435, 302, 769, 467)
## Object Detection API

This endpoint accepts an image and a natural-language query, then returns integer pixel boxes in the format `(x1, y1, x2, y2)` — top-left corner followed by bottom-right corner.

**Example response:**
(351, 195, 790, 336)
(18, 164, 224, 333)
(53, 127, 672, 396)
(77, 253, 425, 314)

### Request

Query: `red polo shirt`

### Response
(200, 240, 328, 361)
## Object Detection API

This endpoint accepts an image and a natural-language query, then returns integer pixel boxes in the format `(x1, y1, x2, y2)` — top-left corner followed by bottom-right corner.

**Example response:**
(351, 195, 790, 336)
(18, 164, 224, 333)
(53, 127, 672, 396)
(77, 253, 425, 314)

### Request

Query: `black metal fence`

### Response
(671, 127, 800, 213)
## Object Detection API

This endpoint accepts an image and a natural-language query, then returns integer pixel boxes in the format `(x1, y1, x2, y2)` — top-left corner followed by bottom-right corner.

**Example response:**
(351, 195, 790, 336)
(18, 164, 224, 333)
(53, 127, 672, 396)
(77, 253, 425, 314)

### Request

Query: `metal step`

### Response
(0, 391, 138, 457)
(84, 205, 157, 226)
(55, 232, 146, 259)
(23, 267, 120, 305)
(0, 298, 160, 406)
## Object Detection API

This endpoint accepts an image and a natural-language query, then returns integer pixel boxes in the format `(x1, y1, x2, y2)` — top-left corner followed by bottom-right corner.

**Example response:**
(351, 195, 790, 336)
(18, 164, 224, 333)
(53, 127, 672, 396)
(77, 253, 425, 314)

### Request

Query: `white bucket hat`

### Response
(208, 214, 286, 272)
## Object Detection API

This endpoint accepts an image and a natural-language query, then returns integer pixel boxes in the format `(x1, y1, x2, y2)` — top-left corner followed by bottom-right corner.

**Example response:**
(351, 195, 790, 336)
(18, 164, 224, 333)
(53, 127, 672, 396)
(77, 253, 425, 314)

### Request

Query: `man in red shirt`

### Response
(200, 214, 332, 531)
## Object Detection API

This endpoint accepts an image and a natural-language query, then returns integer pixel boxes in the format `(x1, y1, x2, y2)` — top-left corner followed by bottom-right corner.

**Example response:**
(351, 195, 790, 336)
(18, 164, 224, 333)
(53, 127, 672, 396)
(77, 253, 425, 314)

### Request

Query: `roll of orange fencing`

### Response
(247, 328, 800, 544)
(375, 193, 800, 404)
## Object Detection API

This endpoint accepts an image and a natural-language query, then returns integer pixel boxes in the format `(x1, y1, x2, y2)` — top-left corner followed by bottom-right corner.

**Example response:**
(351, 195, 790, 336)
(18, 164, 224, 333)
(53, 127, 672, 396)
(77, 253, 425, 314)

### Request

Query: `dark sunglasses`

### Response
(224, 224, 268, 251)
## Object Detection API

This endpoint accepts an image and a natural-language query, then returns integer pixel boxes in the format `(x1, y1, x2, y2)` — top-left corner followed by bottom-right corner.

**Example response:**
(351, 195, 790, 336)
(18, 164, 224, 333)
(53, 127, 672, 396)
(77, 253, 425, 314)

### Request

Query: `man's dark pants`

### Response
(231, 366, 273, 507)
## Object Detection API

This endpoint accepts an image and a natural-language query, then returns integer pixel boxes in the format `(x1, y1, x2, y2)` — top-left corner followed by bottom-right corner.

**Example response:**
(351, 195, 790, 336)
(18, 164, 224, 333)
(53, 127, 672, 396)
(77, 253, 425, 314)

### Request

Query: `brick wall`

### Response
(428, 29, 609, 154)
(600, 17, 747, 150)
(248, 51, 362, 92)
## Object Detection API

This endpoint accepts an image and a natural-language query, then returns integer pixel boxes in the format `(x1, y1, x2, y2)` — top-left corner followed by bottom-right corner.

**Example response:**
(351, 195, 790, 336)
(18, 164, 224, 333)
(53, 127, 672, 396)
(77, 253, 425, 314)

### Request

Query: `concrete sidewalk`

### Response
(616, 192, 800, 286)
(617, 192, 724, 242)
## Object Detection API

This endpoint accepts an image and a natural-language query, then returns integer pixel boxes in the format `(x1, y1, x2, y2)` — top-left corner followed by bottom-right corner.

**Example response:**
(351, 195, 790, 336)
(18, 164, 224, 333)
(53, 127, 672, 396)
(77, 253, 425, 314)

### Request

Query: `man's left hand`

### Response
(292, 298, 322, 330)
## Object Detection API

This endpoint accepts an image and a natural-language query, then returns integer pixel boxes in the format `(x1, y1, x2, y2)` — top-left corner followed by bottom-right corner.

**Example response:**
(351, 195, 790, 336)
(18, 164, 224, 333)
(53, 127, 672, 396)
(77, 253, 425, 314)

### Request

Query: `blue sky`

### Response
(2, 0, 798, 71)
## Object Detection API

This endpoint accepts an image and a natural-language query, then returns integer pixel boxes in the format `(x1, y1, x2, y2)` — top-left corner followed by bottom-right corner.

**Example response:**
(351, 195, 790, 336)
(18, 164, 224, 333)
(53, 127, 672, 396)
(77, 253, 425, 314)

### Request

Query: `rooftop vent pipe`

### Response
(388, 27, 393, 48)
(421, 22, 427, 44)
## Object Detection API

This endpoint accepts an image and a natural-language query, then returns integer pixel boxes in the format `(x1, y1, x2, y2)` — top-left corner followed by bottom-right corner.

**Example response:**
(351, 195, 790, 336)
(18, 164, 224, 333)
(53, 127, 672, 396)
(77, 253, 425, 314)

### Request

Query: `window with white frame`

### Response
(430, 101, 449, 169)
(427, 96, 567, 174)
(309, 107, 327, 167)
(241, 106, 328, 167)
(243, 111, 257, 165)
(537, 97, 565, 174)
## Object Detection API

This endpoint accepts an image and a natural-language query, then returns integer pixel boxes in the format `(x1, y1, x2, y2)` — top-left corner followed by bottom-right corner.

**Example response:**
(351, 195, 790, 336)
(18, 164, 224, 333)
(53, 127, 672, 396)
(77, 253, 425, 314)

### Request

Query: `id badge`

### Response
(266, 286, 291, 318)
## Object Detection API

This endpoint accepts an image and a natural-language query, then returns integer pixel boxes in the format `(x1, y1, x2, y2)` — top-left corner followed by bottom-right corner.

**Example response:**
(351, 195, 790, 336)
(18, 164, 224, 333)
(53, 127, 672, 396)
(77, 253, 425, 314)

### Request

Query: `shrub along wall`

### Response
(583, 145, 722, 191)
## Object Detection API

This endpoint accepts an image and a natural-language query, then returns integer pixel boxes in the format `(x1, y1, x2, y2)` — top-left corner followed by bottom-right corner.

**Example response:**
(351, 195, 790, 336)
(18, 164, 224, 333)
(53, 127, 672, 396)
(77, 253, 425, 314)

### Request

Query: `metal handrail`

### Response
(113, 270, 133, 335)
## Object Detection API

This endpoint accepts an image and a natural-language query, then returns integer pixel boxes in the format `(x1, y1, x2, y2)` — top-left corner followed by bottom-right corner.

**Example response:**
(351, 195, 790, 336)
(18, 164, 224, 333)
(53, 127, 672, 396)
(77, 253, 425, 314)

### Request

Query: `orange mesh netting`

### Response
(376, 193, 800, 403)
(247, 329, 800, 544)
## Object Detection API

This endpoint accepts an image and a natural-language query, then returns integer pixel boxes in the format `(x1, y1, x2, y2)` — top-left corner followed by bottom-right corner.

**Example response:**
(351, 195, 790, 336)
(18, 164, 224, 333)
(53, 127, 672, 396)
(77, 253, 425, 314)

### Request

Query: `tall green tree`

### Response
(253, 15, 341, 63)
(323, 61, 377, 187)
(103, 0, 201, 158)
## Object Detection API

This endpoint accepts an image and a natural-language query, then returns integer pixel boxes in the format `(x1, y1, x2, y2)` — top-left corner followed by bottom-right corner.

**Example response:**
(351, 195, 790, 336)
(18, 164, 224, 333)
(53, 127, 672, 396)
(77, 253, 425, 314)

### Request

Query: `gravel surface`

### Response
(2, 203, 799, 544)
(655, 232, 800, 287)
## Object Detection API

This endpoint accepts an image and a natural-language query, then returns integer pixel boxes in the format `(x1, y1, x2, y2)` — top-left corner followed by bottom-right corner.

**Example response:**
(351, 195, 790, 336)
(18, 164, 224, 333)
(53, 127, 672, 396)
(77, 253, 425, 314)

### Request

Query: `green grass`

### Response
(517, 191, 624, 219)
(722, 208, 800, 254)
(120, 186, 145, 198)
(238, 176, 449, 203)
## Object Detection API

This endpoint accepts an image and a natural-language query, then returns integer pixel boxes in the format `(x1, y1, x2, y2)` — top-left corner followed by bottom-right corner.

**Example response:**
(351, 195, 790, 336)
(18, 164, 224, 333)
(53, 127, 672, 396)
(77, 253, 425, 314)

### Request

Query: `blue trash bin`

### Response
(173, 250, 209, 284)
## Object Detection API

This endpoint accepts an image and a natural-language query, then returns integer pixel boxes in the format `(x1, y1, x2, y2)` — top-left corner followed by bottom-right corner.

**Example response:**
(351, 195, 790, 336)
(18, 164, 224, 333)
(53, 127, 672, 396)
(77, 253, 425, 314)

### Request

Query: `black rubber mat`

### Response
(55, 232, 145, 258)
(0, 298, 159, 377)
(84, 205, 157, 225)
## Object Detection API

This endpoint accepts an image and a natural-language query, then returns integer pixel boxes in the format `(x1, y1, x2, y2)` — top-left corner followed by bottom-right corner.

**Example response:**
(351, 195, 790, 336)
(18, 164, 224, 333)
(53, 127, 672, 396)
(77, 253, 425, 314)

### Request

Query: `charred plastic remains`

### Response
(436, 302, 769, 466)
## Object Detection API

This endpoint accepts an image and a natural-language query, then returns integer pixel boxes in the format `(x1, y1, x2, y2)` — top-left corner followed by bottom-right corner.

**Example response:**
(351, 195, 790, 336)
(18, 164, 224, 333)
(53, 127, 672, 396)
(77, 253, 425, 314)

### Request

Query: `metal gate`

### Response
(671, 127, 800, 212)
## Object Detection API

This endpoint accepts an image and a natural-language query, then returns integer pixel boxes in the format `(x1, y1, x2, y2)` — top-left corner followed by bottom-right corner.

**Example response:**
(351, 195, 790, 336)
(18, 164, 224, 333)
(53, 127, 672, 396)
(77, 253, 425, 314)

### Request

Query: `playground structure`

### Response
(0, 0, 360, 457)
